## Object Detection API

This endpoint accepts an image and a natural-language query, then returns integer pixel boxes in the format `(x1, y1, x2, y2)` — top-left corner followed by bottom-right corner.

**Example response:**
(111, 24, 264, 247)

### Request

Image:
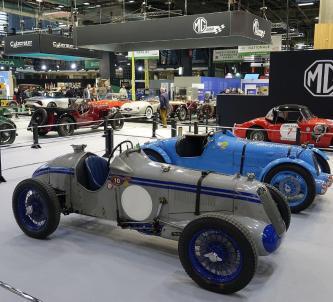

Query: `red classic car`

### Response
(169, 100, 199, 121)
(89, 93, 130, 109)
(234, 104, 333, 148)
(29, 99, 124, 137)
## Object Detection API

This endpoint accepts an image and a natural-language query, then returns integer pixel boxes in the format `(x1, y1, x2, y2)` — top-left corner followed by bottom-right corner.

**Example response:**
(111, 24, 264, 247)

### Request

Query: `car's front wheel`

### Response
(57, 116, 75, 136)
(178, 214, 257, 294)
(0, 122, 16, 145)
(12, 179, 61, 239)
(264, 164, 316, 213)
(177, 107, 187, 121)
(109, 111, 124, 130)
(145, 106, 153, 119)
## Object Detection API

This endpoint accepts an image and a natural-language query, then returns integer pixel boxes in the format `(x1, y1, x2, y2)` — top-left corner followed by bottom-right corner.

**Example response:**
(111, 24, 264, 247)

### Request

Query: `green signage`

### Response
(85, 60, 100, 70)
(0, 58, 25, 68)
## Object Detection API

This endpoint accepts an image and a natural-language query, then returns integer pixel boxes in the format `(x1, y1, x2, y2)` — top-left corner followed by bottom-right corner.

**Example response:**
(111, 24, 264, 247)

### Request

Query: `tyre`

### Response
(314, 153, 331, 174)
(109, 111, 124, 130)
(12, 179, 61, 239)
(177, 107, 187, 121)
(177, 106, 187, 121)
(57, 116, 75, 136)
(267, 185, 291, 230)
(143, 149, 166, 163)
(38, 129, 49, 136)
(0, 122, 16, 145)
(31, 108, 48, 126)
(9, 101, 18, 108)
(264, 164, 316, 213)
(178, 214, 257, 294)
(145, 106, 153, 119)
(47, 102, 57, 108)
(247, 127, 267, 141)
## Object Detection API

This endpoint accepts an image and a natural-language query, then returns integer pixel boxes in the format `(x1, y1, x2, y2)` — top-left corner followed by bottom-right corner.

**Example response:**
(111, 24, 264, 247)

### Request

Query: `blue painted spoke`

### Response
(189, 229, 243, 283)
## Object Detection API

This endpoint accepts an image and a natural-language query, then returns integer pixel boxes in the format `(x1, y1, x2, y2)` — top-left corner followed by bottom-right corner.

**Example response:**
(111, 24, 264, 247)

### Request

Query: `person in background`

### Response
(119, 84, 128, 98)
(159, 88, 169, 128)
(83, 84, 91, 100)
(91, 85, 99, 101)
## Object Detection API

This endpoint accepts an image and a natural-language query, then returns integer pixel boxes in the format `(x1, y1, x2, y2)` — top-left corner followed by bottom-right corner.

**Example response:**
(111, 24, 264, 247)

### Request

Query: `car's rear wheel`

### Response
(57, 116, 75, 136)
(145, 106, 153, 119)
(30, 108, 48, 127)
(314, 153, 331, 174)
(178, 214, 257, 294)
(143, 148, 166, 163)
(264, 164, 316, 213)
(12, 179, 61, 239)
(247, 127, 267, 141)
(0, 122, 16, 145)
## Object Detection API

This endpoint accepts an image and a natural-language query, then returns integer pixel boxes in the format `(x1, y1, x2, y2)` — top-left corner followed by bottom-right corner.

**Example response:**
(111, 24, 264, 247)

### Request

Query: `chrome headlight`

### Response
(313, 124, 327, 135)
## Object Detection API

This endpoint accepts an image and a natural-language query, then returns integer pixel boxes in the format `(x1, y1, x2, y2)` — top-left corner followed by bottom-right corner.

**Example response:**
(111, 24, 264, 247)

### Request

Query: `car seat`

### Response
(85, 156, 109, 190)
(175, 134, 207, 157)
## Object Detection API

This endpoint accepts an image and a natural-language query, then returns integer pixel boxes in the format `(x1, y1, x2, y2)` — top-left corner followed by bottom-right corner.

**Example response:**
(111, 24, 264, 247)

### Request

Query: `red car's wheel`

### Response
(247, 127, 268, 141)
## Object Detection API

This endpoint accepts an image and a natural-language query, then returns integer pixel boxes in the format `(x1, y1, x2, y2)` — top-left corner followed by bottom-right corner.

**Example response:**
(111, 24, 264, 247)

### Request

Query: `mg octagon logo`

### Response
(304, 60, 333, 97)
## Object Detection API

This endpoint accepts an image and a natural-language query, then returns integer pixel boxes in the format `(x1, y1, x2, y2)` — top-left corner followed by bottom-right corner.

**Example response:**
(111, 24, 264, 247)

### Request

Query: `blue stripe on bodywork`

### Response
(33, 166, 75, 178)
(130, 176, 258, 198)
(129, 178, 260, 204)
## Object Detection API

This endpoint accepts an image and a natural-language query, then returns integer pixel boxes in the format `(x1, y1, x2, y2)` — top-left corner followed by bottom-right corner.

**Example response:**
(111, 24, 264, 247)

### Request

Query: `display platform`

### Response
(0, 118, 333, 301)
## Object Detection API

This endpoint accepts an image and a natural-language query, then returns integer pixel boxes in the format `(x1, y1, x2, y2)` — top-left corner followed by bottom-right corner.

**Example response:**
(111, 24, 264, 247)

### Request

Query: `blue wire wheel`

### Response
(17, 188, 48, 232)
(13, 179, 61, 239)
(188, 229, 243, 283)
(178, 216, 257, 294)
(264, 164, 316, 213)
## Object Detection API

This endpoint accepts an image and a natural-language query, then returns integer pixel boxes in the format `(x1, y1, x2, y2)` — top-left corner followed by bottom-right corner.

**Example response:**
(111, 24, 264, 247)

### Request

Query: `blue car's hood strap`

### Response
(239, 142, 248, 175)
(195, 171, 211, 216)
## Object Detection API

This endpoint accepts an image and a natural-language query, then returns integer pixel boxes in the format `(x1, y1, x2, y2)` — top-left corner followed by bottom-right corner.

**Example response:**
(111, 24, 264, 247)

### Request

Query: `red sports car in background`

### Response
(234, 104, 333, 148)
(89, 93, 130, 109)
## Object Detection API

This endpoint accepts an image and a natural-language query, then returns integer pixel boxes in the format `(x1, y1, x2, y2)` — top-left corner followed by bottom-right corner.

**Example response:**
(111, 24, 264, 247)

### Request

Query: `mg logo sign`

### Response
(193, 17, 208, 34)
(304, 60, 333, 97)
(193, 17, 225, 35)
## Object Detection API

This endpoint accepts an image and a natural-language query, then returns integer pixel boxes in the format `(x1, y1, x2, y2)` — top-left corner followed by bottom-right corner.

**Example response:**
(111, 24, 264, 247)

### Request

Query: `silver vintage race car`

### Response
(12, 142, 290, 294)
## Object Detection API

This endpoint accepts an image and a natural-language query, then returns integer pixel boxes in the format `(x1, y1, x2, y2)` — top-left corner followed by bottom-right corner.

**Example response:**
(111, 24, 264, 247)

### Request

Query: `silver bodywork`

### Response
(25, 96, 70, 109)
(33, 146, 286, 256)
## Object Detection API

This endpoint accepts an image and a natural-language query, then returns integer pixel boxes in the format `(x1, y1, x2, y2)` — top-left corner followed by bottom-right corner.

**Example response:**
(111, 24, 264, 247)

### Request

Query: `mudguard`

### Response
(259, 158, 318, 181)
(312, 148, 329, 161)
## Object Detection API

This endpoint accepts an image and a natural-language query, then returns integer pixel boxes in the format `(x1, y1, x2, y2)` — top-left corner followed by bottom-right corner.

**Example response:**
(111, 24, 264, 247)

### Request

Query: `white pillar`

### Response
(319, 0, 333, 23)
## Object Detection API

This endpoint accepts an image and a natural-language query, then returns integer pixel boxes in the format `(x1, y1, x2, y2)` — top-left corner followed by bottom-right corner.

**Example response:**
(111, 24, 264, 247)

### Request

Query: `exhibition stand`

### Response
(217, 49, 333, 126)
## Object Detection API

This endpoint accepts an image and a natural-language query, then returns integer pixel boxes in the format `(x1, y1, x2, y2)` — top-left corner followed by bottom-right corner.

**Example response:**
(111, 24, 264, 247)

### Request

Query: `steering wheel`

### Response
(107, 140, 134, 167)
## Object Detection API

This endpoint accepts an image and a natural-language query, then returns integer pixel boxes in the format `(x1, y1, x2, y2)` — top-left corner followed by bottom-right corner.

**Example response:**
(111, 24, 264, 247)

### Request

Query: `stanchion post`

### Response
(0, 147, 6, 183)
(31, 123, 41, 149)
(296, 127, 301, 145)
(103, 128, 114, 158)
(152, 113, 157, 138)
(171, 118, 177, 137)
(178, 126, 183, 137)
(194, 122, 199, 134)
(189, 109, 192, 133)
(205, 112, 209, 133)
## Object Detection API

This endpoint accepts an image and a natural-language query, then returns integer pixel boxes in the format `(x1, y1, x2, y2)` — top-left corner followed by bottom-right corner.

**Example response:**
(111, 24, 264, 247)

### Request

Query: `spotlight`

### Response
(71, 63, 77, 69)
(41, 64, 47, 70)
(138, 66, 143, 72)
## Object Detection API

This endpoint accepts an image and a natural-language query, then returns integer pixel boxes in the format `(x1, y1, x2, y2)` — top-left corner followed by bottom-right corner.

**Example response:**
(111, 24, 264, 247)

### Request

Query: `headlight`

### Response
(313, 124, 327, 135)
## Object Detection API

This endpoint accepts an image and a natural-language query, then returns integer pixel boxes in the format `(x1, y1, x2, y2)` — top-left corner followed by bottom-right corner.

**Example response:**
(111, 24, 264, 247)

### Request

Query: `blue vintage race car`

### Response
(142, 131, 332, 213)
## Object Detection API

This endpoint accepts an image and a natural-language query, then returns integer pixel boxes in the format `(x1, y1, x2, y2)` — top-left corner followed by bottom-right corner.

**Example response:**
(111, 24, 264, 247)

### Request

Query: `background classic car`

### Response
(234, 104, 333, 148)
(142, 131, 332, 213)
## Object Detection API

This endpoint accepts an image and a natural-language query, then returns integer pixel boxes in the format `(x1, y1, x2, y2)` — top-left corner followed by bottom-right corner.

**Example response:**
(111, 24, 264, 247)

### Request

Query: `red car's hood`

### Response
(307, 117, 333, 126)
